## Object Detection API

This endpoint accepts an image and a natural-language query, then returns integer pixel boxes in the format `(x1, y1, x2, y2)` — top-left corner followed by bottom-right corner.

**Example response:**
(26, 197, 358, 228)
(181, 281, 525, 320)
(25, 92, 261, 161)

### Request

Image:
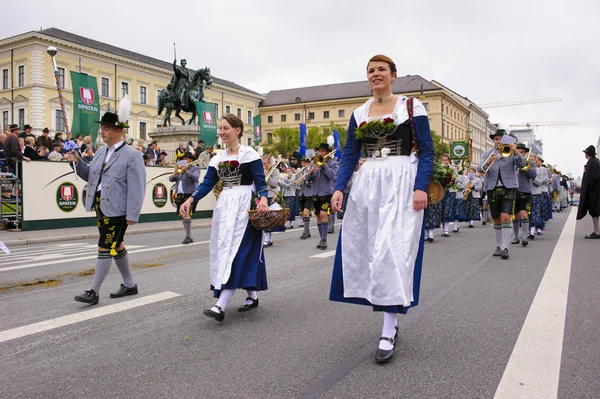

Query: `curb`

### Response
(1, 222, 212, 248)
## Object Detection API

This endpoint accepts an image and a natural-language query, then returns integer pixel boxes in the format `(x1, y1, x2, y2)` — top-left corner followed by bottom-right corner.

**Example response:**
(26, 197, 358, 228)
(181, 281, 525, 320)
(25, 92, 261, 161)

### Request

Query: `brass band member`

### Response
(529, 154, 545, 238)
(169, 151, 200, 244)
(512, 143, 536, 246)
(477, 126, 525, 259)
(263, 155, 281, 247)
(296, 157, 314, 239)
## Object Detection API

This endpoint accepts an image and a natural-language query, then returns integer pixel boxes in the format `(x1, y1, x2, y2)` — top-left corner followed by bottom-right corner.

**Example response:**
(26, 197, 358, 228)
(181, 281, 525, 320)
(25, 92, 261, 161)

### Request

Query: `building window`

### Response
(323, 110, 329, 119)
(57, 67, 65, 89)
(2, 69, 8, 90)
(18, 65, 24, 87)
(236, 108, 242, 118)
(214, 103, 219, 118)
(281, 114, 287, 122)
(2, 111, 8, 129)
(294, 113, 301, 121)
(422, 103, 429, 111)
(101, 77, 109, 97)
(338, 109, 345, 118)
(139, 86, 147, 104)
(139, 122, 147, 140)
(225, 105, 231, 114)
(247, 137, 252, 146)
(308, 112, 314, 120)
(121, 82, 129, 97)
(267, 132, 273, 144)
(55, 109, 64, 131)
(248, 110, 252, 125)
(267, 116, 273, 123)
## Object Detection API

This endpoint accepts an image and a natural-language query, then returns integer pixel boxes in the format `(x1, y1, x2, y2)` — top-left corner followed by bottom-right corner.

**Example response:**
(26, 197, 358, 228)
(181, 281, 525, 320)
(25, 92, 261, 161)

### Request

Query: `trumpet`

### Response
(174, 158, 202, 173)
(481, 145, 513, 173)
(265, 155, 283, 181)
(313, 150, 336, 167)
(521, 148, 532, 171)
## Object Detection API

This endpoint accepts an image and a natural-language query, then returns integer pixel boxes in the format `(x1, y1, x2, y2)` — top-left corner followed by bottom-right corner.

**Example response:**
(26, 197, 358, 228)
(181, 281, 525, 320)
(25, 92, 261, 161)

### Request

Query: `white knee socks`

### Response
(379, 312, 398, 350)
(213, 288, 235, 311)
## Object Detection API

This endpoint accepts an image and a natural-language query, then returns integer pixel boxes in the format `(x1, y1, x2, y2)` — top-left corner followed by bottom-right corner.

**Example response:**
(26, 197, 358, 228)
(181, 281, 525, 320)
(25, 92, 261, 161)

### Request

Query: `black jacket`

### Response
(577, 156, 600, 219)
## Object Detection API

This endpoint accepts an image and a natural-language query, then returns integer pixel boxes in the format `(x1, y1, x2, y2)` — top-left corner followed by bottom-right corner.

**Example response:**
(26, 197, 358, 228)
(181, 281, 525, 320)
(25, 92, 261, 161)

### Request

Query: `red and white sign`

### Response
(155, 185, 165, 198)
(203, 111, 214, 125)
(61, 185, 73, 201)
(80, 87, 95, 105)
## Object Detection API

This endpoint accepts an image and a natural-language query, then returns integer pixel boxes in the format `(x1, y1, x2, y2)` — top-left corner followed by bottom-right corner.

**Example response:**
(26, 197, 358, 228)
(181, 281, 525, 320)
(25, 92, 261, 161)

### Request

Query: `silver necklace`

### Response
(227, 143, 240, 154)
(375, 93, 394, 103)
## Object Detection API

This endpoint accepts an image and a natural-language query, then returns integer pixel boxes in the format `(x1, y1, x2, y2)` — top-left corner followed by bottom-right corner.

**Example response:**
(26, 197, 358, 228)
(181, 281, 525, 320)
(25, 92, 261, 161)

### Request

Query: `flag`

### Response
(70, 71, 100, 140)
(333, 130, 342, 160)
(253, 115, 262, 145)
(299, 123, 307, 157)
(195, 101, 218, 146)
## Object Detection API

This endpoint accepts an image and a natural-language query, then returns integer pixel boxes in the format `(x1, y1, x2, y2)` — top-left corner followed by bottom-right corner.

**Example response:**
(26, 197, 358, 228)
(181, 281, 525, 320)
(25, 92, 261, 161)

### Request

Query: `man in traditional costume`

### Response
(170, 151, 200, 244)
(512, 143, 536, 246)
(577, 145, 600, 238)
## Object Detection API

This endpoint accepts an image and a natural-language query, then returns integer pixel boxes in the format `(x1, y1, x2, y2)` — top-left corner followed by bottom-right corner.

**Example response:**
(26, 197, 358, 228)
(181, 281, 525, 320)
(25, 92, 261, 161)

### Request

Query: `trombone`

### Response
(265, 155, 283, 181)
(313, 150, 336, 167)
(174, 158, 202, 173)
(481, 144, 513, 173)
(521, 148, 533, 171)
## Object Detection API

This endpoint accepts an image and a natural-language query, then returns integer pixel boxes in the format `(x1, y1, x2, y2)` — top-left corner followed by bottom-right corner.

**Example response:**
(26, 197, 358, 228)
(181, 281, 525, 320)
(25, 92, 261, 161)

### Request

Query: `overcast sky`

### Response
(5, 0, 599, 178)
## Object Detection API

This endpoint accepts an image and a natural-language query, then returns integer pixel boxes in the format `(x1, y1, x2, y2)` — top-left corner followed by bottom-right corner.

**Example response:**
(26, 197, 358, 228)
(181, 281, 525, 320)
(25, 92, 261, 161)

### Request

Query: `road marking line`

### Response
(310, 250, 336, 258)
(0, 291, 181, 344)
(494, 208, 576, 399)
(1, 245, 148, 264)
(0, 241, 209, 272)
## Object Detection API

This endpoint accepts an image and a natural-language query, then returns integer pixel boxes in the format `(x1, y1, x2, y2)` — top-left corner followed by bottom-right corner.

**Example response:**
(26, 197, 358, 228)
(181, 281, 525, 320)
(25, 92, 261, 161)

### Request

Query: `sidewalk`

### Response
(0, 219, 213, 248)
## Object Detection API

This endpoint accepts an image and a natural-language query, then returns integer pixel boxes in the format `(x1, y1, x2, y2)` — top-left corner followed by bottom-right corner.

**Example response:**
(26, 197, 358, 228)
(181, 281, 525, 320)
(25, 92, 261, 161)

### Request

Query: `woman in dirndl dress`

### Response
(330, 54, 434, 364)
(440, 154, 457, 236)
(181, 114, 269, 323)
(463, 167, 482, 227)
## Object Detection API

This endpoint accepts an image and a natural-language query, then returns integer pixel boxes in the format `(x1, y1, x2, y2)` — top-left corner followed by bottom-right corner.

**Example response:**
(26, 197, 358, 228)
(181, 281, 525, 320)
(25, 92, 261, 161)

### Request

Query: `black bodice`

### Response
(362, 120, 413, 158)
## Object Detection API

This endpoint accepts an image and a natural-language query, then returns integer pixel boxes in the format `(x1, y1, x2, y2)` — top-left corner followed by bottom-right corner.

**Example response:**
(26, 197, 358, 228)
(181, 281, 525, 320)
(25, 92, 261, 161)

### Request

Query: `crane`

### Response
(479, 98, 562, 108)
(510, 121, 581, 128)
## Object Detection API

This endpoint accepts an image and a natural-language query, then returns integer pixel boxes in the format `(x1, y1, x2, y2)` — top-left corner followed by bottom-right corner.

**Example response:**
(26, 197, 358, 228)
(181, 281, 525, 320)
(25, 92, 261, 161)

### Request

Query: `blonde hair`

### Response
(25, 136, 35, 146)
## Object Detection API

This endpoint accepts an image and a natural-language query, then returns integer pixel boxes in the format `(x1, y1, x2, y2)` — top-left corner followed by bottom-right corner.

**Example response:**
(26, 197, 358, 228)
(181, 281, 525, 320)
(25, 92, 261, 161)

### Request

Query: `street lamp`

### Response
(403, 77, 424, 99)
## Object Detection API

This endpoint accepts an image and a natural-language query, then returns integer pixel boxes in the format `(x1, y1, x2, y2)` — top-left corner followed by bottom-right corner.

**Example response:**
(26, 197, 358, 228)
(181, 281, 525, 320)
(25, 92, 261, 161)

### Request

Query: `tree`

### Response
(431, 130, 449, 162)
(265, 127, 299, 156)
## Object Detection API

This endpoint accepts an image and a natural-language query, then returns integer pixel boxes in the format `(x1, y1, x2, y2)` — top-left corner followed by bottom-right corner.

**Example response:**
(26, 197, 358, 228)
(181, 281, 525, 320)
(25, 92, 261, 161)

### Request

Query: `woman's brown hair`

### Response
(222, 113, 244, 138)
(367, 54, 397, 75)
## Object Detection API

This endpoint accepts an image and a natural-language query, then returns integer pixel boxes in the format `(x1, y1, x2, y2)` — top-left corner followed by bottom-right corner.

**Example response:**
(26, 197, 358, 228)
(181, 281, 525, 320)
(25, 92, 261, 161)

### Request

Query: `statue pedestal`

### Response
(149, 126, 199, 151)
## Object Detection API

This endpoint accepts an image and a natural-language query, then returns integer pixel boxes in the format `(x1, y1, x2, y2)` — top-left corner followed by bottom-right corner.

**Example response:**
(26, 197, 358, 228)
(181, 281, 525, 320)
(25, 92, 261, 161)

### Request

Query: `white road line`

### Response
(494, 208, 576, 399)
(2, 244, 148, 264)
(0, 241, 209, 272)
(310, 250, 336, 258)
(0, 291, 181, 344)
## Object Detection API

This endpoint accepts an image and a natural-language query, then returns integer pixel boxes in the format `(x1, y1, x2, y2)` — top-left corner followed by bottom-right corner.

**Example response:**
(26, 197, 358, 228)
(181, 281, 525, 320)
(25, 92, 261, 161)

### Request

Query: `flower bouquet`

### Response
(354, 116, 396, 140)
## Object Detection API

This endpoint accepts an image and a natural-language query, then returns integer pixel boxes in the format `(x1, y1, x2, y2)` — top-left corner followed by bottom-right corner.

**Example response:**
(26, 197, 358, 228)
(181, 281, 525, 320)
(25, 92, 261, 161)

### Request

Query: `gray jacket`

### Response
(279, 174, 298, 197)
(295, 169, 313, 197)
(532, 167, 545, 195)
(306, 159, 338, 197)
(75, 143, 146, 221)
(517, 167, 537, 194)
(478, 149, 525, 191)
(265, 167, 280, 198)
(468, 175, 483, 199)
(455, 175, 467, 199)
(169, 165, 200, 194)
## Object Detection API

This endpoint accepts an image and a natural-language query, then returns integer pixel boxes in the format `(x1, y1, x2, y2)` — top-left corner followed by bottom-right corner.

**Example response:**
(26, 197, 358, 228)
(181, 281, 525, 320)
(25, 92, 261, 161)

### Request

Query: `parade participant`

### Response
(577, 145, 600, 239)
(66, 103, 146, 305)
(512, 143, 536, 246)
(425, 156, 449, 242)
(453, 171, 466, 232)
(330, 54, 434, 363)
(338, 158, 364, 220)
(279, 166, 298, 229)
(180, 114, 269, 322)
(170, 151, 200, 244)
(477, 126, 525, 259)
(539, 158, 552, 226)
(550, 169, 561, 212)
(529, 154, 545, 239)
(463, 167, 482, 228)
(296, 157, 314, 239)
(307, 143, 338, 249)
(262, 154, 281, 247)
(440, 154, 458, 236)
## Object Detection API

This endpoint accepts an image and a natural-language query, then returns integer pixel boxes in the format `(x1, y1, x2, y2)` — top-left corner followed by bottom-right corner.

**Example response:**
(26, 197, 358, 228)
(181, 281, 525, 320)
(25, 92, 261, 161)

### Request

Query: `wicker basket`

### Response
(248, 189, 289, 231)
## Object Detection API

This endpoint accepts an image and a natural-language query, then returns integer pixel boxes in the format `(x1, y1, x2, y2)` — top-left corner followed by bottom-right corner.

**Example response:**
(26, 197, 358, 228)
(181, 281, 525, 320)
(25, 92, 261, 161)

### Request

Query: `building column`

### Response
(30, 46, 46, 134)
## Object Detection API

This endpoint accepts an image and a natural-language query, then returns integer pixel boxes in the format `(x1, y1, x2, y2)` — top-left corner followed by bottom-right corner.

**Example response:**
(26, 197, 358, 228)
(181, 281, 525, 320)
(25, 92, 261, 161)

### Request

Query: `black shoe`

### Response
(493, 247, 502, 256)
(375, 326, 399, 364)
(522, 239, 529, 247)
(427, 237, 434, 243)
(110, 284, 138, 298)
(238, 297, 259, 312)
(482, 221, 487, 226)
(74, 290, 99, 305)
(453, 228, 459, 233)
(442, 232, 450, 237)
(328, 228, 335, 234)
(585, 232, 600, 239)
(468, 224, 474, 228)
(501, 248, 509, 259)
(182, 236, 193, 244)
(203, 305, 225, 322)
(511, 238, 520, 245)
(263, 241, 273, 247)
(300, 233, 311, 239)
(319, 240, 328, 250)
(536, 230, 543, 236)
(528, 234, 535, 241)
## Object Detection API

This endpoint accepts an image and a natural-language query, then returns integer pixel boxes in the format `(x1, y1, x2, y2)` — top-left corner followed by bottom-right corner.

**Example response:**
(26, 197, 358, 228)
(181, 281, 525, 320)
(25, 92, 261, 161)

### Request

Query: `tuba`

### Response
(427, 180, 444, 205)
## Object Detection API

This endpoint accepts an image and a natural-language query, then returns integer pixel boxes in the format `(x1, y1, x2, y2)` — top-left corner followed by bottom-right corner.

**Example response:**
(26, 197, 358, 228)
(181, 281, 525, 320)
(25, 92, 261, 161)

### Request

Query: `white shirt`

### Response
(97, 140, 124, 192)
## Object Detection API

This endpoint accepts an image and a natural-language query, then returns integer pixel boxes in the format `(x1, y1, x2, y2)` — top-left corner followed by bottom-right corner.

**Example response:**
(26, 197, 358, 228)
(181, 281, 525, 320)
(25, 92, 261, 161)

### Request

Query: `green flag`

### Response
(195, 101, 218, 146)
(70, 71, 100, 141)
(253, 114, 262, 145)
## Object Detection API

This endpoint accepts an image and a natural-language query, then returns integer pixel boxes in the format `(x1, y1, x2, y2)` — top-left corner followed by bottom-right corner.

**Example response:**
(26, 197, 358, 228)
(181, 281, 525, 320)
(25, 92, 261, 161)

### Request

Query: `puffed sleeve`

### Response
(334, 114, 361, 192)
(191, 166, 218, 202)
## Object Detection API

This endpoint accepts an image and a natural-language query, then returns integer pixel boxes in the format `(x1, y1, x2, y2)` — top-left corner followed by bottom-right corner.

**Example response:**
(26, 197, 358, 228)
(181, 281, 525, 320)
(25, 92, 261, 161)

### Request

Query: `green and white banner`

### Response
(70, 71, 100, 140)
(195, 101, 218, 146)
(450, 141, 469, 159)
(253, 114, 262, 145)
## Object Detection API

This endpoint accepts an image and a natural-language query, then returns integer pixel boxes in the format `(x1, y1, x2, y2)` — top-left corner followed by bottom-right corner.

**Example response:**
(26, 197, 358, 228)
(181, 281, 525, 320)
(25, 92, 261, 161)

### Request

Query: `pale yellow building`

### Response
(258, 76, 491, 163)
(0, 28, 263, 147)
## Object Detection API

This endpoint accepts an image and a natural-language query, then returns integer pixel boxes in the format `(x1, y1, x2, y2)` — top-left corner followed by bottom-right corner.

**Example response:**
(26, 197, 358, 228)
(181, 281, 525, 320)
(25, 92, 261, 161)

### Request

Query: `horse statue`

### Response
(158, 65, 213, 126)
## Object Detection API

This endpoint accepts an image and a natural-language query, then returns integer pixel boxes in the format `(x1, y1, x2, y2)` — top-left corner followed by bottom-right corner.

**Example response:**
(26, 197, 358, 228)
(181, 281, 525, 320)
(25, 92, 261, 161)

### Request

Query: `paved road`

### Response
(1, 208, 598, 398)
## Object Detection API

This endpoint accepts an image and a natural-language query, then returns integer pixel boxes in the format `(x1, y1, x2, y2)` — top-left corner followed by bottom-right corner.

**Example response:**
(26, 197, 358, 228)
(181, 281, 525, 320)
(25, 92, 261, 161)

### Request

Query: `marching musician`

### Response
(512, 143, 536, 246)
(296, 157, 314, 239)
(550, 168, 562, 212)
(306, 143, 339, 250)
(453, 170, 466, 233)
(538, 157, 552, 226)
(477, 126, 525, 259)
(464, 167, 482, 228)
(169, 151, 200, 244)
(530, 154, 545, 239)
(441, 155, 459, 236)
(262, 154, 281, 247)
(66, 107, 146, 305)
(279, 166, 298, 229)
